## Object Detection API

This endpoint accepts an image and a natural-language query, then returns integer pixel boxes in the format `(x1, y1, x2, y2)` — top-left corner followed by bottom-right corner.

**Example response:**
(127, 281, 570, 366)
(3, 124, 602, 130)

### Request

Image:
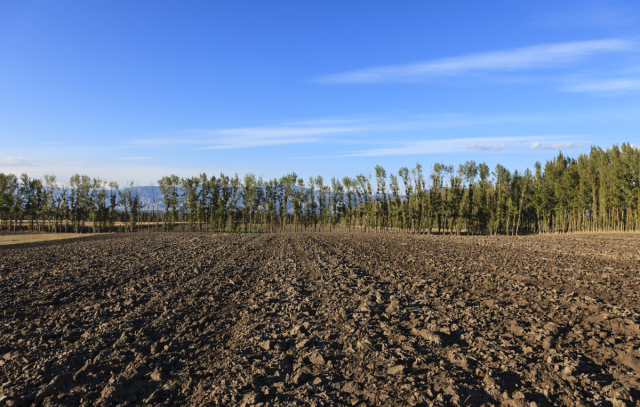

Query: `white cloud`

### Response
(0, 156, 39, 166)
(199, 127, 358, 150)
(529, 141, 590, 150)
(564, 78, 640, 93)
(133, 137, 208, 146)
(134, 123, 367, 150)
(343, 136, 592, 157)
(285, 118, 362, 126)
(203, 126, 363, 149)
(131, 113, 612, 153)
(313, 39, 632, 84)
(468, 142, 508, 151)
(345, 137, 531, 157)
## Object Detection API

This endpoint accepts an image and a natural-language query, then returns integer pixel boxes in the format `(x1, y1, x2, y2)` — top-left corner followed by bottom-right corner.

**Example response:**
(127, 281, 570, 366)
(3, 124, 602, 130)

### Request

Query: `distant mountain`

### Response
(128, 186, 164, 210)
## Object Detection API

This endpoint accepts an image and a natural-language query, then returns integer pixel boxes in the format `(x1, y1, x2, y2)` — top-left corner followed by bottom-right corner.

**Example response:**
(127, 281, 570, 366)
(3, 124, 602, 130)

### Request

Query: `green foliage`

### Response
(158, 175, 180, 231)
(2, 143, 639, 235)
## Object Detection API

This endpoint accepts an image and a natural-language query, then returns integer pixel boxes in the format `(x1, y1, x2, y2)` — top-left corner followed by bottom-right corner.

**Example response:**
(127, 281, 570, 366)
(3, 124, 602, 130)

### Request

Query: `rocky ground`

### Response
(0, 232, 639, 406)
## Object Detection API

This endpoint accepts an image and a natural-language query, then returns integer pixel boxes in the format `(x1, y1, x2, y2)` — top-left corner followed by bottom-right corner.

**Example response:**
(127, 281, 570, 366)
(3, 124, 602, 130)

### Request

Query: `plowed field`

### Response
(1, 233, 639, 406)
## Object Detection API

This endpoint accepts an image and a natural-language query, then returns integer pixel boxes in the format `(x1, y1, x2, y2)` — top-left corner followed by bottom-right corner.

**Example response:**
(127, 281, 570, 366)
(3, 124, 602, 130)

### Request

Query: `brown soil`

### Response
(0, 234, 92, 246)
(0, 233, 638, 406)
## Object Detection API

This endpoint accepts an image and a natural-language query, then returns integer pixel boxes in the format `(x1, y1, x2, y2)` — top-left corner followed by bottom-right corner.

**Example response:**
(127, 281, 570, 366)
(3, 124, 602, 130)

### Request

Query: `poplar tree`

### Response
(158, 175, 180, 231)
(315, 176, 327, 231)
(108, 181, 119, 231)
(0, 173, 19, 231)
(242, 173, 257, 232)
(389, 174, 401, 232)
(342, 177, 353, 232)
(306, 177, 317, 232)
(374, 165, 387, 232)
(181, 176, 201, 231)
(331, 177, 343, 231)
(428, 165, 443, 233)
(43, 174, 59, 232)
(2, 142, 639, 236)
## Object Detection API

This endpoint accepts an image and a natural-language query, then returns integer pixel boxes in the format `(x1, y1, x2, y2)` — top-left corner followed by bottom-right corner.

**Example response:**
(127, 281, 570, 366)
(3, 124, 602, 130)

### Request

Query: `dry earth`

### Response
(0, 233, 639, 406)
(0, 234, 89, 246)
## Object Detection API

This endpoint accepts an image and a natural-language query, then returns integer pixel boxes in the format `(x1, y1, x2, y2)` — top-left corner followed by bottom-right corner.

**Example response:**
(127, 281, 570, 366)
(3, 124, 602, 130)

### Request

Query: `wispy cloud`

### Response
(468, 142, 508, 151)
(343, 136, 590, 157)
(313, 39, 633, 84)
(132, 115, 383, 150)
(201, 125, 364, 149)
(564, 78, 640, 93)
(0, 156, 38, 166)
(285, 118, 362, 126)
(121, 156, 152, 160)
(529, 141, 590, 150)
(131, 112, 616, 152)
(134, 114, 530, 150)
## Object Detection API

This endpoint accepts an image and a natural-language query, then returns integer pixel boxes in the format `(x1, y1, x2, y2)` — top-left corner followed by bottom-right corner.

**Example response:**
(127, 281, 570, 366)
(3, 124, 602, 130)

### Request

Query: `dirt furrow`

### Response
(1, 234, 268, 405)
(1, 233, 638, 407)
(309, 234, 640, 406)
(308, 234, 500, 406)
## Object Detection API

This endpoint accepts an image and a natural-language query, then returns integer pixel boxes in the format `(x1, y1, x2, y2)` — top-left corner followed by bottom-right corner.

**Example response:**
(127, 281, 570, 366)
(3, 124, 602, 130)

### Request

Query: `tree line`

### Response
(1, 143, 638, 235)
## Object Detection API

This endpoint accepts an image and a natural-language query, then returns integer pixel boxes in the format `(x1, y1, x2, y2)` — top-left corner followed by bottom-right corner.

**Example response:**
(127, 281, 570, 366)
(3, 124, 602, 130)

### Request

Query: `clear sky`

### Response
(1, 0, 639, 185)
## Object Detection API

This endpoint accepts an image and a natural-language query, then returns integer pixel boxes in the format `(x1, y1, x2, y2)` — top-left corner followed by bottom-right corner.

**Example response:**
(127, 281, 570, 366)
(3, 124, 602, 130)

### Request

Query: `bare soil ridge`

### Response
(0, 233, 638, 406)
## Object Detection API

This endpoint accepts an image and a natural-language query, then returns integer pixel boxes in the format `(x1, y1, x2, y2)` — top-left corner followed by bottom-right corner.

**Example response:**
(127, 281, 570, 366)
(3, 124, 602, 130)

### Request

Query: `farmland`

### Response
(1, 233, 639, 406)
(0, 233, 90, 246)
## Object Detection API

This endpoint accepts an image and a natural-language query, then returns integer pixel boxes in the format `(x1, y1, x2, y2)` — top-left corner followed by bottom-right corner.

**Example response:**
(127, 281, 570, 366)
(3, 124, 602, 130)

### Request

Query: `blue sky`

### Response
(1, 0, 639, 185)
